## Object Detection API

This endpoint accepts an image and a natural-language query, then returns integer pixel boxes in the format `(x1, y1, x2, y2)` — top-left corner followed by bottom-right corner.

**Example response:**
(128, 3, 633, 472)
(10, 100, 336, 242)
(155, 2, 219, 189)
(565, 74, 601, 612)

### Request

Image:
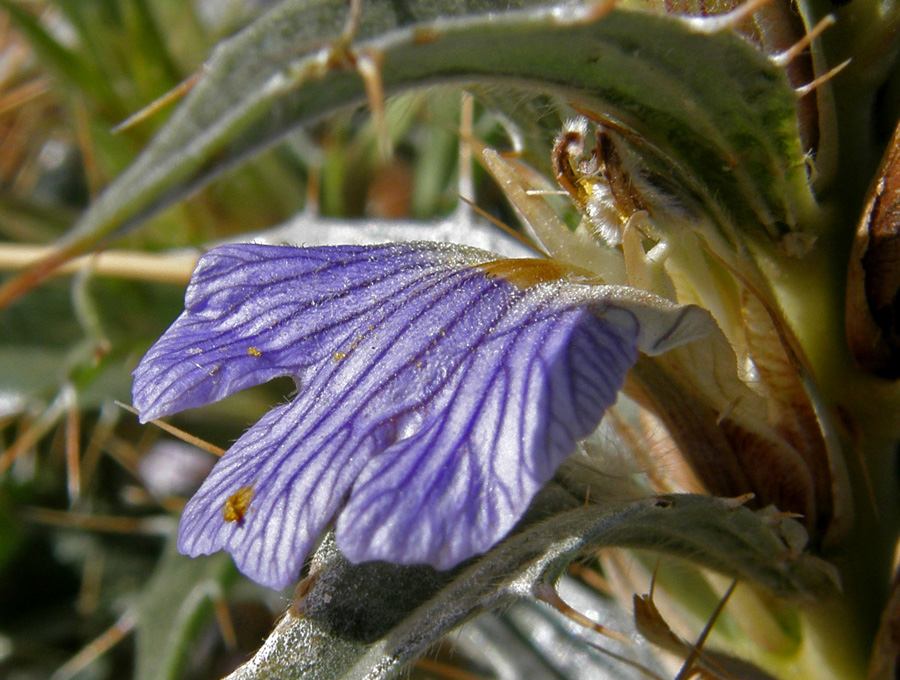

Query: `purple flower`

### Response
(132, 241, 707, 589)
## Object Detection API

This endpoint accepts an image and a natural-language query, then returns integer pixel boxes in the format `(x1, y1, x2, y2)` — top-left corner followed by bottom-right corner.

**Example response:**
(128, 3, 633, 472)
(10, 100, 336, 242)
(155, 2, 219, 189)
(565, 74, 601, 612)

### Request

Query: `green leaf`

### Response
(224, 479, 835, 680)
(5, 0, 816, 302)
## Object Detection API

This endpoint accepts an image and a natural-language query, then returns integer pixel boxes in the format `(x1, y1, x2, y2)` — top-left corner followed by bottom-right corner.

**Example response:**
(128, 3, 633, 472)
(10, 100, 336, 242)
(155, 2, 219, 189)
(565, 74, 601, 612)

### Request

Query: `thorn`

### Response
(684, 0, 776, 35)
(795, 59, 851, 99)
(771, 15, 836, 68)
(116, 401, 225, 457)
(649, 560, 660, 599)
(674, 580, 737, 680)
(721, 492, 756, 509)
(764, 509, 805, 521)
(111, 71, 202, 134)
(636, 568, 746, 679)
(534, 582, 631, 644)
(634, 567, 684, 654)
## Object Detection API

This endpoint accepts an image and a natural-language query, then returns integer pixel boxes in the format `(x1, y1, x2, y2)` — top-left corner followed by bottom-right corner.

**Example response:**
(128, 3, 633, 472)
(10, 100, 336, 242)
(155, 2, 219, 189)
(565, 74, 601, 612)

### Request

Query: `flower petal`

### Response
(176, 397, 381, 590)
(336, 303, 635, 568)
(134, 242, 485, 420)
(134, 242, 710, 588)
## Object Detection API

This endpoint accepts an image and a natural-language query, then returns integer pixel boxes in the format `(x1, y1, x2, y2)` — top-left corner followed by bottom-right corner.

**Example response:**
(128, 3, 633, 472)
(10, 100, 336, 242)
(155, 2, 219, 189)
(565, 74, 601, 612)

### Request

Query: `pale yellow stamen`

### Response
(478, 258, 595, 289)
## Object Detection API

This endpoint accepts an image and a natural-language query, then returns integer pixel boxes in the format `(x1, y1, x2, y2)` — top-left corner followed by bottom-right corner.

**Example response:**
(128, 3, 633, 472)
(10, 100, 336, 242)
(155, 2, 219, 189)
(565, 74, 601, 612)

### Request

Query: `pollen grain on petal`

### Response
(223, 485, 254, 524)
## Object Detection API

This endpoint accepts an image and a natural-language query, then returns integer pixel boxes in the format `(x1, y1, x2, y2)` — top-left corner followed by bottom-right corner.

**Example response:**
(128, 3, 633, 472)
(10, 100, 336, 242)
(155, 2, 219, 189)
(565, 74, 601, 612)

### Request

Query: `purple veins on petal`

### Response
(132, 241, 706, 589)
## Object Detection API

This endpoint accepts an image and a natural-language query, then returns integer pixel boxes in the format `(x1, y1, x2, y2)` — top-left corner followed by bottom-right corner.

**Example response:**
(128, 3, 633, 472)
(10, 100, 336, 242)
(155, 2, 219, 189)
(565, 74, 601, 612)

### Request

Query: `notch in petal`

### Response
(133, 242, 710, 589)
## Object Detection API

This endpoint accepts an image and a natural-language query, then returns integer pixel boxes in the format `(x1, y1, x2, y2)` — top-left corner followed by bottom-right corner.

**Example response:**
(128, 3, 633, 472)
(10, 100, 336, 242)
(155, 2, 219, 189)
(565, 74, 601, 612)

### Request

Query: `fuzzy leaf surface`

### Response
(225, 484, 836, 680)
(6, 0, 817, 299)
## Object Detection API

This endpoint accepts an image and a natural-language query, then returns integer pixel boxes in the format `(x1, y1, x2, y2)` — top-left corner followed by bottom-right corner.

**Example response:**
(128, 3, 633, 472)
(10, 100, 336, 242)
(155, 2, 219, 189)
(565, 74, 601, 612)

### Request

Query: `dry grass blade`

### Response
(116, 401, 225, 457)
